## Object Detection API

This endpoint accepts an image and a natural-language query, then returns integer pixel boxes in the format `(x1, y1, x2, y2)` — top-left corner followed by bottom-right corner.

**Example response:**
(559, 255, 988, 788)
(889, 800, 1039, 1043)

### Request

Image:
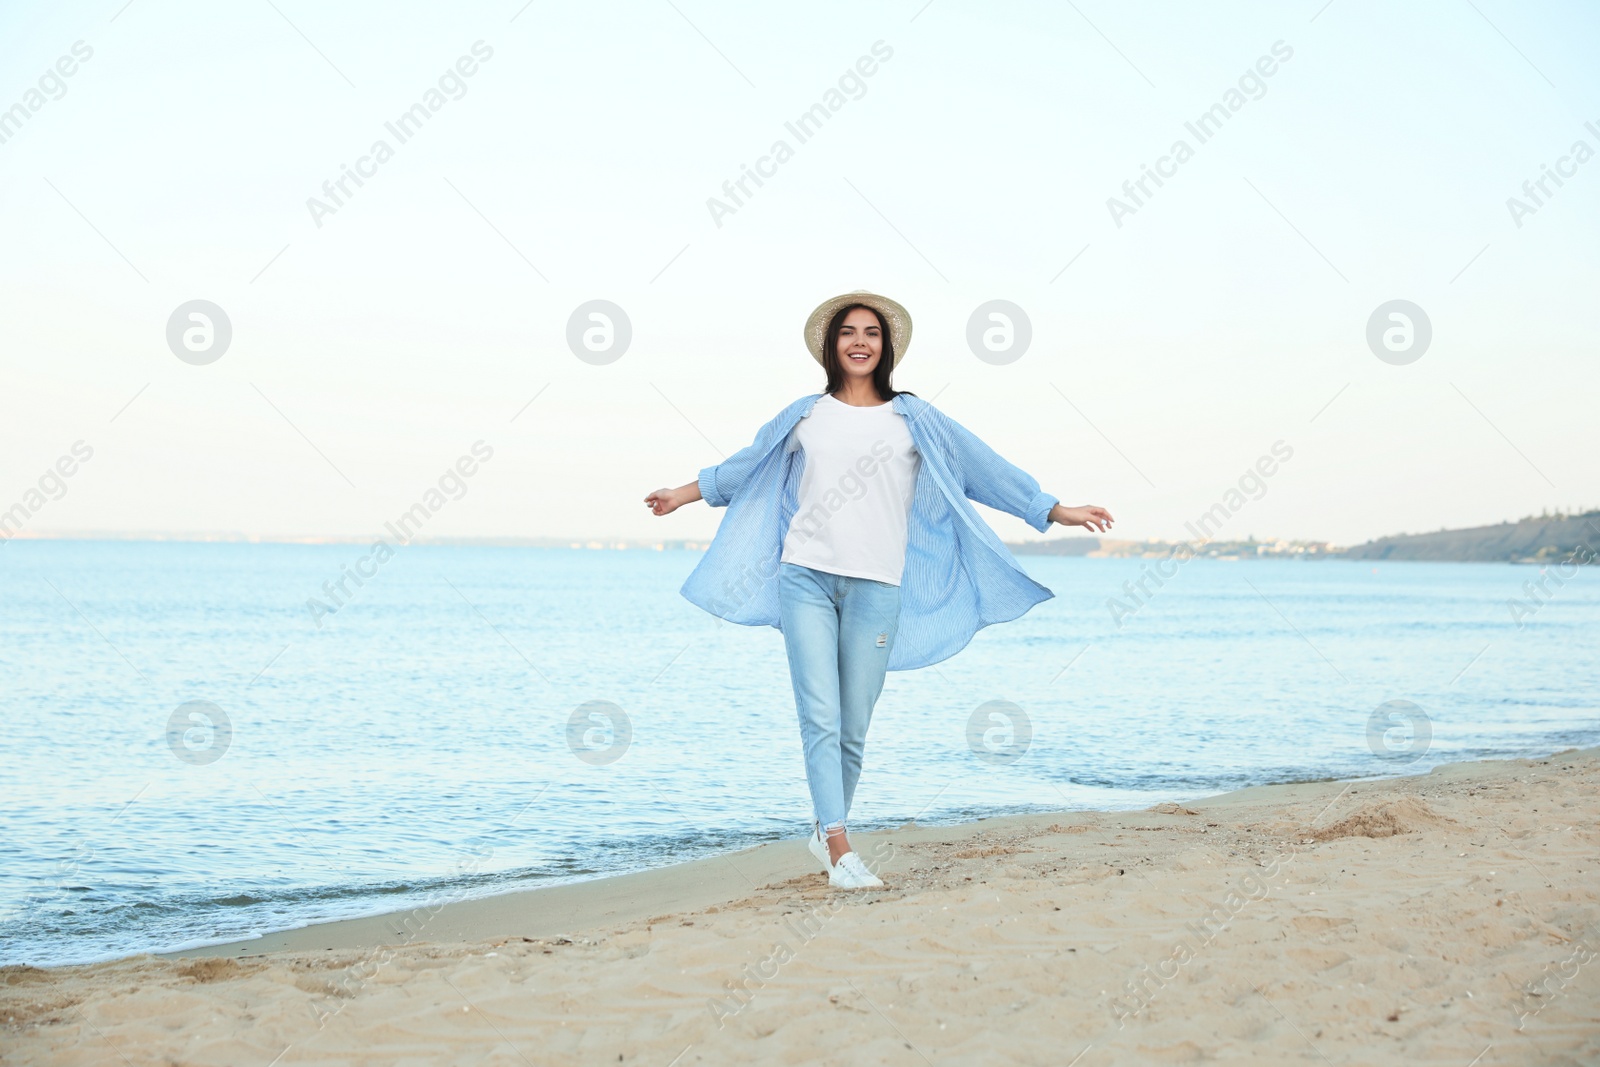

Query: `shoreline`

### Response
(8, 761, 1493, 972)
(9, 748, 1595, 970)
(119, 756, 1553, 965)
(7, 746, 1597, 1064)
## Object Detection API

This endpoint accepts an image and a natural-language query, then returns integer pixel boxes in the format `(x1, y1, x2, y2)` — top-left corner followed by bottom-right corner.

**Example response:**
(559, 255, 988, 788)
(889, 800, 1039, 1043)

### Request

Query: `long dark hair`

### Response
(821, 304, 916, 402)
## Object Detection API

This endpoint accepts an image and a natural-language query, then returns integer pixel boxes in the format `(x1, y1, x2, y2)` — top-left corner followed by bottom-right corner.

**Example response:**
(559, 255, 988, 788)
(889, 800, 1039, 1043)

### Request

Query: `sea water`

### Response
(2, 541, 1594, 966)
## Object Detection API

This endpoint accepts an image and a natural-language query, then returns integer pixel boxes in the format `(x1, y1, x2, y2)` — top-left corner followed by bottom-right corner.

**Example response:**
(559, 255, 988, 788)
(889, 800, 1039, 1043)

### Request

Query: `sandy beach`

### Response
(5, 748, 1597, 1065)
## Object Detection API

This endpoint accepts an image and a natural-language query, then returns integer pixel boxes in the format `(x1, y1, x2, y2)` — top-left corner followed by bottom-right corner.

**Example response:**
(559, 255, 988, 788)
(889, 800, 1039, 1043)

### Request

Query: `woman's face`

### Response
(835, 307, 884, 379)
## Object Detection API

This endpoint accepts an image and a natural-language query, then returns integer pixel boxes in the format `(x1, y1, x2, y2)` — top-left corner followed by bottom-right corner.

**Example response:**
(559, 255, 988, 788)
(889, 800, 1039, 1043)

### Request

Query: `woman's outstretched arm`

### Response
(941, 407, 1114, 533)
(694, 398, 806, 507)
(647, 396, 807, 516)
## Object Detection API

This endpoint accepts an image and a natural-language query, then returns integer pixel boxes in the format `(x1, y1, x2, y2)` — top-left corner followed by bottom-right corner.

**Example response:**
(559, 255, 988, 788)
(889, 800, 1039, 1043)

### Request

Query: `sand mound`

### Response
(175, 957, 261, 983)
(951, 844, 1019, 859)
(1313, 795, 1460, 840)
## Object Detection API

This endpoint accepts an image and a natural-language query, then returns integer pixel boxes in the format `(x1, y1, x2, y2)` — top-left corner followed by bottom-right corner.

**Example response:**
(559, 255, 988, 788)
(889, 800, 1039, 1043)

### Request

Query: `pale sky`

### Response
(2, 0, 1596, 548)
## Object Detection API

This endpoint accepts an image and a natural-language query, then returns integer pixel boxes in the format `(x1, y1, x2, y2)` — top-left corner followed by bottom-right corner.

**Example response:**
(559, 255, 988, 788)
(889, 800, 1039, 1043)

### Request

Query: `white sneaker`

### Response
(828, 850, 884, 889)
(807, 823, 834, 873)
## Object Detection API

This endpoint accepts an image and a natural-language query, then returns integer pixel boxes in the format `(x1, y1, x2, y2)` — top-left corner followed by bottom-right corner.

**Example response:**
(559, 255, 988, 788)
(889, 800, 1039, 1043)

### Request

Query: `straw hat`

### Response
(803, 290, 913, 368)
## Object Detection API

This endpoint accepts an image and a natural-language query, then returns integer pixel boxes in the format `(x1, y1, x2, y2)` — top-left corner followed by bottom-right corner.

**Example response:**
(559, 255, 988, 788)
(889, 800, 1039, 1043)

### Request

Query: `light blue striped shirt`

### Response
(681, 391, 1060, 671)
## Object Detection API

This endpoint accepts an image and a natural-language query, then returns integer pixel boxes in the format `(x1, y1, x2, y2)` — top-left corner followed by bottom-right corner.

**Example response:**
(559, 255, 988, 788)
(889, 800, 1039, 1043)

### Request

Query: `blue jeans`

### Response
(778, 562, 903, 834)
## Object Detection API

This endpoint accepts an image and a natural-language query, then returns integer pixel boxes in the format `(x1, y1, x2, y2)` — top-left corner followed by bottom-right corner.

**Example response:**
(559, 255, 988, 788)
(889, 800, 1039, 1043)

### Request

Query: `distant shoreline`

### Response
(6, 508, 1597, 564)
(2, 534, 1582, 564)
(1, 533, 715, 551)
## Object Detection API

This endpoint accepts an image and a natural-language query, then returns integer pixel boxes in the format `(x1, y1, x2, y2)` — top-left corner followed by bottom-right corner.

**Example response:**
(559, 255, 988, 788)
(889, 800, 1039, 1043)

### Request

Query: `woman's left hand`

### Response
(1050, 504, 1114, 533)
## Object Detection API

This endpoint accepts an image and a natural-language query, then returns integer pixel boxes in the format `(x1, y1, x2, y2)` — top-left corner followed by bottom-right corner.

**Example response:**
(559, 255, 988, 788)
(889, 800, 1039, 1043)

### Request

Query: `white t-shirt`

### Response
(779, 393, 921, 585)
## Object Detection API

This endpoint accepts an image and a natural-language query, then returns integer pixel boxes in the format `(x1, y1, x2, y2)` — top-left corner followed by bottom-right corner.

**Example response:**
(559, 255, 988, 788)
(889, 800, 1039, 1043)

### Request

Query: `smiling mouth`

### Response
(847, 353, 870, 362)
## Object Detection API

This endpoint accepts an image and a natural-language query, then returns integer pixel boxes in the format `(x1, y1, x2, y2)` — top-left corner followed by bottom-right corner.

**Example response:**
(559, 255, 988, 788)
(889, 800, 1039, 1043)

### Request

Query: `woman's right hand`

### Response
(644, 487, 684, 516)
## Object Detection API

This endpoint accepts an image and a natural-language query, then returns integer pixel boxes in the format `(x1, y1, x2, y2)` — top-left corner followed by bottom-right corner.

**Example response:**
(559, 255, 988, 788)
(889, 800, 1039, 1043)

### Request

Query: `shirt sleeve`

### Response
(698, 401, 798, 509)
(941, 409, 1059, 533)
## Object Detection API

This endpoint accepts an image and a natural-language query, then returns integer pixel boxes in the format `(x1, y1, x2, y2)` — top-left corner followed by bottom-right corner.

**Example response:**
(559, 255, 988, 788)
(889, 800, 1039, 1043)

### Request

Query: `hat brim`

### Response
(803, 290, 912, 369)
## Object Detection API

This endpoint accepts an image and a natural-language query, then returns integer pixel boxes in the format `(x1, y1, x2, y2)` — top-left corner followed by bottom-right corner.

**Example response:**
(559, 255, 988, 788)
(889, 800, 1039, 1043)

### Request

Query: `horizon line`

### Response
(6, 508, 1595, 550)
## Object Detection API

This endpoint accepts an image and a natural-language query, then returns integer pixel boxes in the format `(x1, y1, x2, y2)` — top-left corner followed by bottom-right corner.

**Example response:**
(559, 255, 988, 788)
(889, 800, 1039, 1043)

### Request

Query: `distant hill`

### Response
(1003, 510, 1600, 564)
(1337, 511, 1600, 564)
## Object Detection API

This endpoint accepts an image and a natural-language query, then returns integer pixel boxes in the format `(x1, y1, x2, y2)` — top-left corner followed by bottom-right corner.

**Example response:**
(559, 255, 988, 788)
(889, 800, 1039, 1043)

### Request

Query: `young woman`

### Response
(645, 290, 1113, 890)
